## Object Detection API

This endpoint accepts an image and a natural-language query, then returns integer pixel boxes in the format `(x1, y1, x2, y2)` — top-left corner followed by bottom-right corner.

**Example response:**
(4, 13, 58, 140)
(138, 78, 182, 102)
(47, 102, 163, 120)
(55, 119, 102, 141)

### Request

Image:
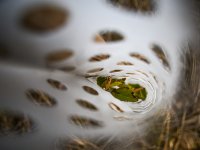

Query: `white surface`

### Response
(0, 0, 192, 149)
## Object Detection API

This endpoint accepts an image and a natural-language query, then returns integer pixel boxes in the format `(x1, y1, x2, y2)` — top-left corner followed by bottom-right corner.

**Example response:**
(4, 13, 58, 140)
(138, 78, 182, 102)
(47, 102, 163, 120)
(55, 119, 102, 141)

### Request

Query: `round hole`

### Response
(21, 5, 69, 32)
(87, 68, 104, 74)
(85, 74, 98, 78)
(82, 86, 99, 96)
(26, 89, 57, 107)
(117, 61, 133, 66)
(76, 99, 98, 111)
(89, 54, 110, 62)
(46, 50, 73, 63)
(151, 44, 171, 71)
(109, 103, 124, 113)
(47, 79, 67, 91)
(0, 110, 35, 135)
(97, 76, 147, 102)
(130, 53, 150, 64)
(69, 115, 103, 128)
(94, 30, 124, 43)
(108, 0, 155, 13)
(109, 69, 122, 73)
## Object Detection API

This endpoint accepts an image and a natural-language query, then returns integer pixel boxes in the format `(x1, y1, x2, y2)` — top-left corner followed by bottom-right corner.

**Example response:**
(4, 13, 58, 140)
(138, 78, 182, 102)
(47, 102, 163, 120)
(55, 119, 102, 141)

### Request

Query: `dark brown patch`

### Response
(87, 68, 104, 74)
(26, 89, 57, 107)
(85, 75, 99, 78)
(0, 110, 34, 135)
(82, 86, 99, 96)
(76, 99, 98, 111)
(46, 50, 73, 63)
(47, 79, 67, 91)
(89, 54, 110, 62)
(70, 116, 103, 128)
(109, 103, 124, 113)
(22, 5, 68, 32)
(117, 61, 133, 66)
(109, 69, 122, 73)
(109, 0, 155, 13)
(130, 53, 150, 64)
(94, 30, 124, 43)
(151, 44, 171, 71)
